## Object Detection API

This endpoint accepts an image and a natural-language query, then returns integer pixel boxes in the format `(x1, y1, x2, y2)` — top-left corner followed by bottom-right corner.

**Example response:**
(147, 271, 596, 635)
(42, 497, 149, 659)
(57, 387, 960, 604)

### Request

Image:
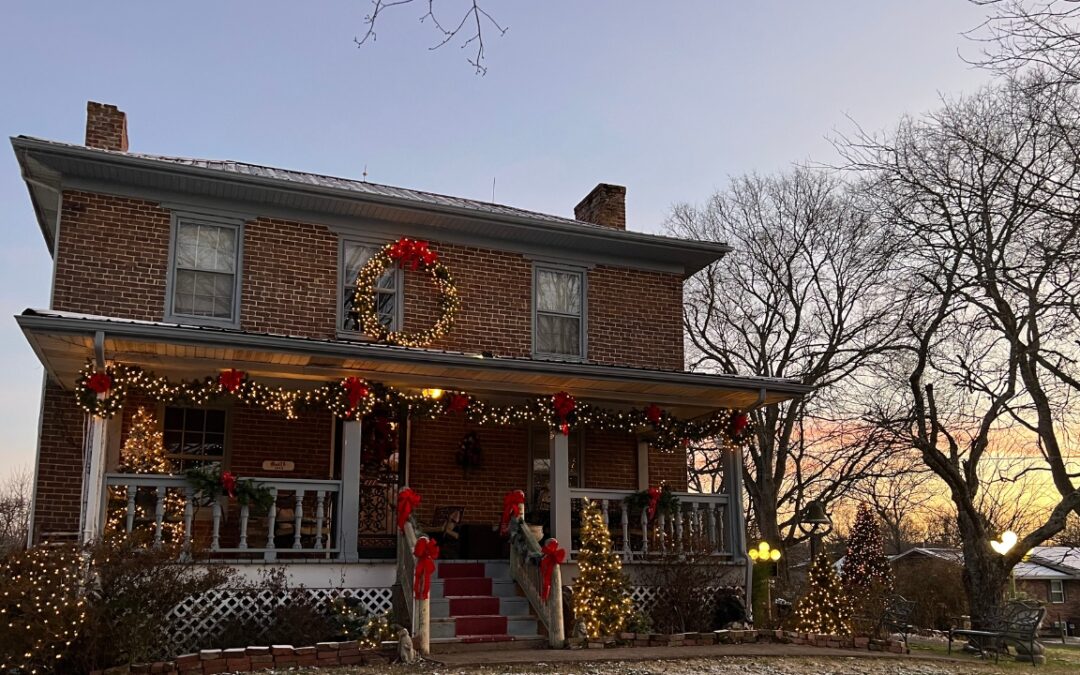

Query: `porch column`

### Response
(80, 412, 119, 545)
(550, 432, 571, 547)
(339, 418, 362, 562)
(723, 444, 753, 619)
(636, 439, 649, 490)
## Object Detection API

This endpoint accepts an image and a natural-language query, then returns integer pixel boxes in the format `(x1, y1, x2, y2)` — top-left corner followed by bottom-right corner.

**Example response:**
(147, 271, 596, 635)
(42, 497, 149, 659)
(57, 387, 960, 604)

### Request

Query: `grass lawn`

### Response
(909, 639, 1080, 674)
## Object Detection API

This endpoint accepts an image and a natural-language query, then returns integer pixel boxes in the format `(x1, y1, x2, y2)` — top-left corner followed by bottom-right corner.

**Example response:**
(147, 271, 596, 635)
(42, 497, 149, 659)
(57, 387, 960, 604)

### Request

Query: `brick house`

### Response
(12, 102, 807, 649)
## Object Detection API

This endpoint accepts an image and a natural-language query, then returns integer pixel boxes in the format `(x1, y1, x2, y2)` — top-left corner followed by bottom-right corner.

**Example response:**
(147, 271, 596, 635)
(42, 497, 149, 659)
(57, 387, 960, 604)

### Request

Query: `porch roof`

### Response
(17, 309, 809, 416)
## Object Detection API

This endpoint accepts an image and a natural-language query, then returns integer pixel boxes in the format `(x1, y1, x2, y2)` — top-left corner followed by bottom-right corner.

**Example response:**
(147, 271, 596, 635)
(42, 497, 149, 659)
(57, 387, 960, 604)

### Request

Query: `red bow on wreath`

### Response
(645, 403, 663, 425)
(413, 537, 440, 600)
(218, 369, 245, 393)
(647, 487, 661, 521)
(396, 488, 421, 531)
(552, 391, 575, 436)
(343, 377, 370, 413)
(86, 372, 112, 395)
(731, 412, 749, 437)
(221, 471, 237, 499)
(499, 490, 526, 536)
(446, 393, 469, 414)
(539, 538, 567, 602)
(388, 237, 439, 271)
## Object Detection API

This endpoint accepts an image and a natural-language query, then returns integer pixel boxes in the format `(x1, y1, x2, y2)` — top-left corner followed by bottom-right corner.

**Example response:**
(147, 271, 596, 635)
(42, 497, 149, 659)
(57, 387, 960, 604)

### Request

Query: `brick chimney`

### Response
(84, 101, 128, 152)
(574, 183, 626, 229)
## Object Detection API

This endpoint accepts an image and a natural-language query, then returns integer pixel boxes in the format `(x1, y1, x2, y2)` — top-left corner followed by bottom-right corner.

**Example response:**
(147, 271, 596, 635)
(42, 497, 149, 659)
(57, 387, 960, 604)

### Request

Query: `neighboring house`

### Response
(11, 102, 808, 648)
(888, 547, 1080, 636)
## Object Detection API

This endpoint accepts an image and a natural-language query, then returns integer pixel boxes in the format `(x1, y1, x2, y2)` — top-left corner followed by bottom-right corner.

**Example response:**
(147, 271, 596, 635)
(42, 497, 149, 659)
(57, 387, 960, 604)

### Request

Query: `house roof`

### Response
(11, 136, 730, 277)
(17, 308, 810, 415)
(887, 546, 1080, 580)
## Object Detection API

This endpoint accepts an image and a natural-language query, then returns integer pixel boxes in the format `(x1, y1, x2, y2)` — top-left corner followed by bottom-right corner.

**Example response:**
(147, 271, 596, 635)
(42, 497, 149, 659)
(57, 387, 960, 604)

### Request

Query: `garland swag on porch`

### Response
(75, 362, 752, 452)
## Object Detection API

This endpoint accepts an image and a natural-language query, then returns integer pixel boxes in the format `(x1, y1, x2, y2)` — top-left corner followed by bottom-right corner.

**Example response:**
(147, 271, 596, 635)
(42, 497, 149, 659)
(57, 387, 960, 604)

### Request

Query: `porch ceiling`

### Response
(18, 309, 809, 415)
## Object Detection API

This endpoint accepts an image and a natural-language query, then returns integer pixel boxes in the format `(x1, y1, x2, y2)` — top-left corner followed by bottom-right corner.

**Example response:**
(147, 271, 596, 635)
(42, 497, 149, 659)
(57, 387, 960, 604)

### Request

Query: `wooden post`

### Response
(549, 562, 565, 647)
(550, 432, 571, 549)
(79, 412, 112, 545)
(339, 419, 362, 562)
(416, 596, 430, 655)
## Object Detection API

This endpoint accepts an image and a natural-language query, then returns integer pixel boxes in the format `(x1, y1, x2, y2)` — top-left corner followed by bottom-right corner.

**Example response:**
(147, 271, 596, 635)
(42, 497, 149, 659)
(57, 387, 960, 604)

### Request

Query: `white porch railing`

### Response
(508, 512, 565, 647)
(568, 488, 732, 560)
(104, 473, 343, 561)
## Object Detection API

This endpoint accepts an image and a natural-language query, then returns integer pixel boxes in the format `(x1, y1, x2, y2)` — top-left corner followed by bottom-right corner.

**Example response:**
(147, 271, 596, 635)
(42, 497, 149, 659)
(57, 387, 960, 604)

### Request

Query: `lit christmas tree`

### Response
(572, 498, 633, 638)
(790, 552, 852, 635)
(841, 503, 894, 624)
(106, 407, 183, 540)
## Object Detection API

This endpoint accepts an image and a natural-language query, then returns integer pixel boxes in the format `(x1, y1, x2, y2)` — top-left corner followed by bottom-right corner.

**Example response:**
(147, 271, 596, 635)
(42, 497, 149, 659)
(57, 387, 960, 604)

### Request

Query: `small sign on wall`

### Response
(262, 460, 295, 472)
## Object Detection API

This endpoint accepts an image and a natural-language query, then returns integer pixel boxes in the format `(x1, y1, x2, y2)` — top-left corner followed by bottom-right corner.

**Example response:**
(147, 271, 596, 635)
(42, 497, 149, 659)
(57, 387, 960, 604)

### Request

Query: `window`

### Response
(533, 267, 585, 358)
(527, 427, 583, 513)
(169, 219, 240, 323)
(1051, 579, 1065, 604)
(163, 407, 227, 471)
(341, 241, 400, 332)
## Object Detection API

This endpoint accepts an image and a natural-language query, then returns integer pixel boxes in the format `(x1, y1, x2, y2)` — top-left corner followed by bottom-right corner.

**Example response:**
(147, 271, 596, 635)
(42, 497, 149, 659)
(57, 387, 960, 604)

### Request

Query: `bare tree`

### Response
(853, 461, 939, 554)
(0, 466, 32, 556)
(969, 0, 1080, 85)
(841, 75, 1080, 625)
(668, 170, 905, 569)
(355, 0, 507, 74)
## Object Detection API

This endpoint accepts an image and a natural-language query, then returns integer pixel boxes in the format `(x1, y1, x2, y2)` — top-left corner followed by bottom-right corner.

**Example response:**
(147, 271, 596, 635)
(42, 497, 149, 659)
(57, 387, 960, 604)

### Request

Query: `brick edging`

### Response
(569, 629, 906, 654)
(91, 641, 395, 674)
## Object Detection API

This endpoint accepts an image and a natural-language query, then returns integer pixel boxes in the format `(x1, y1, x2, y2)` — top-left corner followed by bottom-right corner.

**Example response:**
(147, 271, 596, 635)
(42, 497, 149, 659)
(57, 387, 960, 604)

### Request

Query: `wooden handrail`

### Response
(508, 515, 564, 647)
(397, 518, 429, 654)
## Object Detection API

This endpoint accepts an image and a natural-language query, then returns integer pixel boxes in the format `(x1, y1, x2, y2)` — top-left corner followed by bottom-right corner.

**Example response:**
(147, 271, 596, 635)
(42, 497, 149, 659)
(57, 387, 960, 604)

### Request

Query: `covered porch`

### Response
(19, 309, 806, 567)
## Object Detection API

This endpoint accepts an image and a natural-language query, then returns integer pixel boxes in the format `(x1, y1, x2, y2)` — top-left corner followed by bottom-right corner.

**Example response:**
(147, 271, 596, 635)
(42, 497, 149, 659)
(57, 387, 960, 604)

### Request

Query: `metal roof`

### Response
(11, 136, 731, 276)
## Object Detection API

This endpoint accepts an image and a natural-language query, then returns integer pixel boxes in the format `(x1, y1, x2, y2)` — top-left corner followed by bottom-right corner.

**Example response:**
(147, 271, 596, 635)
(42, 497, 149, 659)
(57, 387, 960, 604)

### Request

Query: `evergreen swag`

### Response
(184, 465, 275, 514)
(790, 553, 852, 636)
(842, 504, 894, 626)
(623, 485, 680, 517)
(572, 499, 634, 638)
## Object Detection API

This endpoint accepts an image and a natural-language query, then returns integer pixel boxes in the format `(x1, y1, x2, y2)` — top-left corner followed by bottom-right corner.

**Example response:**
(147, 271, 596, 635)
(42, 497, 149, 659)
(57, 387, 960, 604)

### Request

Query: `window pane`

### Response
(183, 409, 205, 432)
(536, 270, 581, 315)
(163, 430, 183, 454)
(174, 270, 234, 319)
(206, 409, 226, 433)
(342, 242, 398, 330)
(536, 313, 581, 356)
(176, 222, 236, 273)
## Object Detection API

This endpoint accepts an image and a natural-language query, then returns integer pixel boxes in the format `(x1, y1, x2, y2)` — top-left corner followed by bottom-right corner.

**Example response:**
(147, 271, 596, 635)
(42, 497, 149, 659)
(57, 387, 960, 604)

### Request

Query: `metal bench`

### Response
(949, 601, 1046, 666)
(880, 595, 916, 651)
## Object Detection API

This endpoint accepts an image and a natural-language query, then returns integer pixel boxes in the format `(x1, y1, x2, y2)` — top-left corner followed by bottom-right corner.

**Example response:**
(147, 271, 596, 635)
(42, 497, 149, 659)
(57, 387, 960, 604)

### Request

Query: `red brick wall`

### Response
(51, 190, 684, 369)
(229, 408, 334, 480)
(649, 446, 688, 491)
(32, 380, 86, 543)
(1018, 580, 1080, 629)
(583, 430, 638, 490)
(406, 416, 529, 525)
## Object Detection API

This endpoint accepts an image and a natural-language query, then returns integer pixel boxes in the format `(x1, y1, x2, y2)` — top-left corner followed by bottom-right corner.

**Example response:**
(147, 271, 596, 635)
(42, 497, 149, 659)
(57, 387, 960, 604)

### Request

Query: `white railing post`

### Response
(238, 504, 249, 549)
(708, 502, 718, 552)
(674, 502, 683, 556)
(640, 508, 649, 556)
(314, 490, 326, 550)
(339, 419, 362, 562)
(292, 490, 305, 550)
(182, 486, 194, 561)
(548, 560, 565, 648)
(620, 500, 631, 561)
(153, 483, 166, 547)
(265, 487, 278, 561)
(125, 485, 136, 534)
(210, 500, 222, 551)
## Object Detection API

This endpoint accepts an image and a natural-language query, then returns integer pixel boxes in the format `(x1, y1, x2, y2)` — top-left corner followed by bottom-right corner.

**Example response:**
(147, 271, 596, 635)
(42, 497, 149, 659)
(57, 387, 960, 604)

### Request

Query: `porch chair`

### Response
(426, 506, 464, 557)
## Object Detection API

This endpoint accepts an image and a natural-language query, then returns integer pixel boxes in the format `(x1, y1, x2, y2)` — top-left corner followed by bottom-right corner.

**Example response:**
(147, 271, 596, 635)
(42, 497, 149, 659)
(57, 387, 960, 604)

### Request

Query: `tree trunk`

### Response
(957, 515, 1009, 629)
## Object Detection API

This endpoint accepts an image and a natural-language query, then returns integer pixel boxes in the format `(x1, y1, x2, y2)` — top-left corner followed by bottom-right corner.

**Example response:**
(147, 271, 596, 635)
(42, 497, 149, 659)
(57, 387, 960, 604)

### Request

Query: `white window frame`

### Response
(531, 263, 587, 361)
(1050, 579, 1065, 604)
(164, 213, 243, 328)
(337, 238, 403, 337)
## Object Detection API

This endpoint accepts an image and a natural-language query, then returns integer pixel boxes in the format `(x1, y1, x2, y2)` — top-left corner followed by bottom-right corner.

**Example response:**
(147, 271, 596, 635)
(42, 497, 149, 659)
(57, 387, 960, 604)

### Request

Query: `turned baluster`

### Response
(153, 484, 167, 548)
(314, 490, 326, 550)
(125, 485, 137, 534)
(292, 489, 305, 550)
(264, 487, 278, 561)
(238, 504, 249, 549)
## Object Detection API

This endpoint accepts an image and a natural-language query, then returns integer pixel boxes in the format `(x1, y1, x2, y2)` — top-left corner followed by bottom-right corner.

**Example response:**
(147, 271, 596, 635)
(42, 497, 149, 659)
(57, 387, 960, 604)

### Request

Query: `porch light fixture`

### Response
(421, 388, 444, 399)
(748, 540, 781, 562)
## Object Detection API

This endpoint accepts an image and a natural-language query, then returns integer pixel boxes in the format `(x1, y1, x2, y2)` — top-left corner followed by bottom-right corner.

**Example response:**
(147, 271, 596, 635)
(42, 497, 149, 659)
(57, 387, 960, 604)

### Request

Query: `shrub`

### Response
(209, 567, 338, 649)
(639, 551, 735, 633)
(893, 556, 968, 630)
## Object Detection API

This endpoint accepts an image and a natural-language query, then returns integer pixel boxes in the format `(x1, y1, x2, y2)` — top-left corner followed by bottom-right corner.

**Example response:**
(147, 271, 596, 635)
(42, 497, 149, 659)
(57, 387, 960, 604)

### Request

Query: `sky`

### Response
(0, 1, 995, 477)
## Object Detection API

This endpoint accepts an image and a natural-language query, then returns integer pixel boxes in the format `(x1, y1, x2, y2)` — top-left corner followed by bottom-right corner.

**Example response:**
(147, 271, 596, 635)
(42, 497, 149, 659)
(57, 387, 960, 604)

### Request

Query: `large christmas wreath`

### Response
(354, 237, 460, 348)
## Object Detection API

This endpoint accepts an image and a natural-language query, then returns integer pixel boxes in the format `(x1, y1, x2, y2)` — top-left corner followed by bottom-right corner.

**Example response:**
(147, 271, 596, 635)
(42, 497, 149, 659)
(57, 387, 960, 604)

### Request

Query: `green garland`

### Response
(623, 485, 681, 516)
(74, 362, 751, 452)
(184, 465, 275, 514)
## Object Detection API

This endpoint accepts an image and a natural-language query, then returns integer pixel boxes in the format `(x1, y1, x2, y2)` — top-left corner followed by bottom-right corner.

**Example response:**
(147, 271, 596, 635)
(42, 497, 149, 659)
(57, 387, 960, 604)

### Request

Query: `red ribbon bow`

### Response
(388, 237, 439, 271)
(446, 393, 469, 414)
(221, 471, 237, 499)
(343, 377, 370, 413)
(413, 536, 440, 600)
(539, 538, 567, 602)
(218, 369, 245, 393)
(500, 490, 526, 536)
(645, 403, 663, 425)
(647, 487, 661, 521)
(732, 412, 749, 436)
(86, 372, 112, 394)
(396, 488, 422, 531)
(552, 391, 575, 435)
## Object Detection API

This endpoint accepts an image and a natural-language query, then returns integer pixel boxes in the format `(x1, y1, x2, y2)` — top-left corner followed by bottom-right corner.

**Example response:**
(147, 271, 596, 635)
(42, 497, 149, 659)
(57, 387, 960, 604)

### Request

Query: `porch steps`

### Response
(428, 560, 543, 650)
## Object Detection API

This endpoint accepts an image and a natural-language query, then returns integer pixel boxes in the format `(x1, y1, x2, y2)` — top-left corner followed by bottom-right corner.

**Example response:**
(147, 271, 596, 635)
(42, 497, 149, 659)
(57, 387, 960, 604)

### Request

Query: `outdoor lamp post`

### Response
(798, 501, 833, 562)
(749, 541, 782, 624)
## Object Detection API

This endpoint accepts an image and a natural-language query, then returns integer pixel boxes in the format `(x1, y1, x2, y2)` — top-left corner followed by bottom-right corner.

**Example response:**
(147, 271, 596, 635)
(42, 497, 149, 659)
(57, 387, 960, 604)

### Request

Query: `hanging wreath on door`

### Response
(455, 431, 483, 475)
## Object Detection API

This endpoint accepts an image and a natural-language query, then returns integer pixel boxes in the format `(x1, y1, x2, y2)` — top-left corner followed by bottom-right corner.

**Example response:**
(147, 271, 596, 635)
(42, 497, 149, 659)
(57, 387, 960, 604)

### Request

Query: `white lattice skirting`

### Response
(630, 585, 739, 618)
(165, 586, 393, 655)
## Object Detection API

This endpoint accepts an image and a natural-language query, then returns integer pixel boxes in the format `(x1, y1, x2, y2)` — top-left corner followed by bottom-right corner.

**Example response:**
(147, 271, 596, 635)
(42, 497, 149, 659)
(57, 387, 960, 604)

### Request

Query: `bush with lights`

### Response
(572, 499, 634, 638)
(842, 503, 894, 634)
(789, 552, 852, 636)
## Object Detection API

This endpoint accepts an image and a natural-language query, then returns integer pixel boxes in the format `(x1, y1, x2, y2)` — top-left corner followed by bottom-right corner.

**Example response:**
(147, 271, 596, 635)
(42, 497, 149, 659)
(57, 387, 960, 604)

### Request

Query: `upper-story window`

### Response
(1051, 579, 1065, 603)
(340, 241, 401, 333)
(167, 218, 241, 325)
(533, 266, 586, 359)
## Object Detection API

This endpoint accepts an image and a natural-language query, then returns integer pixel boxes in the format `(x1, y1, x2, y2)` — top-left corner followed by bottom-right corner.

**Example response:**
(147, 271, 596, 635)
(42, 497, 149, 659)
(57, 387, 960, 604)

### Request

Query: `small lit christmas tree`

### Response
(790, 552, 852, 636)
(120, 407, 174, 474)
(572, 498, 633, 638)
(842, 503, 893, 630)
(107, 407, 183, 540)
